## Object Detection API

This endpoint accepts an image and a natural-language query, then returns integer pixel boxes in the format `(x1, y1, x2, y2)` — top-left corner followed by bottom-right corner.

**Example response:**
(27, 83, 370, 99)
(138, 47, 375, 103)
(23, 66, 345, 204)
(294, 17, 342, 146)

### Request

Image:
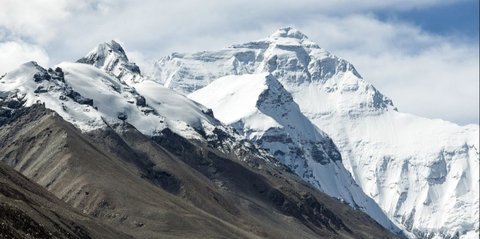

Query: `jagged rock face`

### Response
(154, 27, 480, 238)
(77, 40, 142, 84)
(0, 104, 399, 239)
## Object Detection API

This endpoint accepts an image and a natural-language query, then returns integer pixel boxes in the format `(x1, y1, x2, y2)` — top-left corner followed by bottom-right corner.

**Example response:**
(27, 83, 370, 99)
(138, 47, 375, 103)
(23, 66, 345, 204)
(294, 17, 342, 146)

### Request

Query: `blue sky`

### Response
(0, 0, 478, 125)
(378, 0, 479, 38)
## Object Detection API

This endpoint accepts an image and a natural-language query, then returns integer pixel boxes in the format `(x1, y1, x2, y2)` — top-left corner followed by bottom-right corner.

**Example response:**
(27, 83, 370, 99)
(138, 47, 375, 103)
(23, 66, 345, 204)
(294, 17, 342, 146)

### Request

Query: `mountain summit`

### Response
(153, 27, 393, 115)
(77, 40, 142, 84)
(154, 27, 479, 239)
(269, 26, 310, 40)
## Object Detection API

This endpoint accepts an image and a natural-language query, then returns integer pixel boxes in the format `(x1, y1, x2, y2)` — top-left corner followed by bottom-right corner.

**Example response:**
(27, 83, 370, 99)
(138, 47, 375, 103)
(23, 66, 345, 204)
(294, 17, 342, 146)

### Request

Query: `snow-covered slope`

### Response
(0, 61, 232, 146)
(189, 73, 401, 233)
(153, 27, 480, 238)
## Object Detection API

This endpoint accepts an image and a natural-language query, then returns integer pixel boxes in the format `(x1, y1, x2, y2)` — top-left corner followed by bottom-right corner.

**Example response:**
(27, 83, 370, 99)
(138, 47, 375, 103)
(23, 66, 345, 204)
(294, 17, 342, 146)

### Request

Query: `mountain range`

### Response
(0, 38, 396, 239)
(0, 27, 477, 239)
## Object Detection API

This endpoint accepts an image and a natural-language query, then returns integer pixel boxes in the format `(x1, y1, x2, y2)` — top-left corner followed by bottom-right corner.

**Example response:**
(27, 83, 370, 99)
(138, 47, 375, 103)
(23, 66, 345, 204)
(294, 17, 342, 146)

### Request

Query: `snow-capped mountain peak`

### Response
(154, 27, 479, 238)
(189, 73, 402, 233)
(0, 59, 238, 153)
(77, 40, 142, 84)
(263, 26, 322, 50)
(153, 27, 394, 116)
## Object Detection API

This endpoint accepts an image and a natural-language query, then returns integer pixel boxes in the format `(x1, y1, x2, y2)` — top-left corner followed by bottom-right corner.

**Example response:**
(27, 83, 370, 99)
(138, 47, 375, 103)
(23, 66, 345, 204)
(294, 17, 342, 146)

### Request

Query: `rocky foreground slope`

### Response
(0, 155, 131, 239)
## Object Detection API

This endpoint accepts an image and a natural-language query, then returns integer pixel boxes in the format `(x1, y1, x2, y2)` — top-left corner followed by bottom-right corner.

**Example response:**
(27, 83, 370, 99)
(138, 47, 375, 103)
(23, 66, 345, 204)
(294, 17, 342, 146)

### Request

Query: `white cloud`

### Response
(0, 0, 462, 46)
(0, 0, 119, 44)
(0, 0, 72, 43)
(341, 44, 479, 125)
(0, 41, 50, 74)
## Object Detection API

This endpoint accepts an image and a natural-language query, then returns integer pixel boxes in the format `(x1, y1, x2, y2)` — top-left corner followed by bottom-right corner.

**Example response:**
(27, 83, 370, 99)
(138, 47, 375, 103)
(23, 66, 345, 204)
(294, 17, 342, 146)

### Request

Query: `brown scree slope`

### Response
(0, 104, 399, 239)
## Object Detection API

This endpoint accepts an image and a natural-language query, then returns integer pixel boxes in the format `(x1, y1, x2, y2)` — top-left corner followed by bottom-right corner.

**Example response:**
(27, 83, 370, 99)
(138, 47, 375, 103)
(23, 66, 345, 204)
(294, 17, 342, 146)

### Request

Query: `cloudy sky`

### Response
(1, 0, 478, 125)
